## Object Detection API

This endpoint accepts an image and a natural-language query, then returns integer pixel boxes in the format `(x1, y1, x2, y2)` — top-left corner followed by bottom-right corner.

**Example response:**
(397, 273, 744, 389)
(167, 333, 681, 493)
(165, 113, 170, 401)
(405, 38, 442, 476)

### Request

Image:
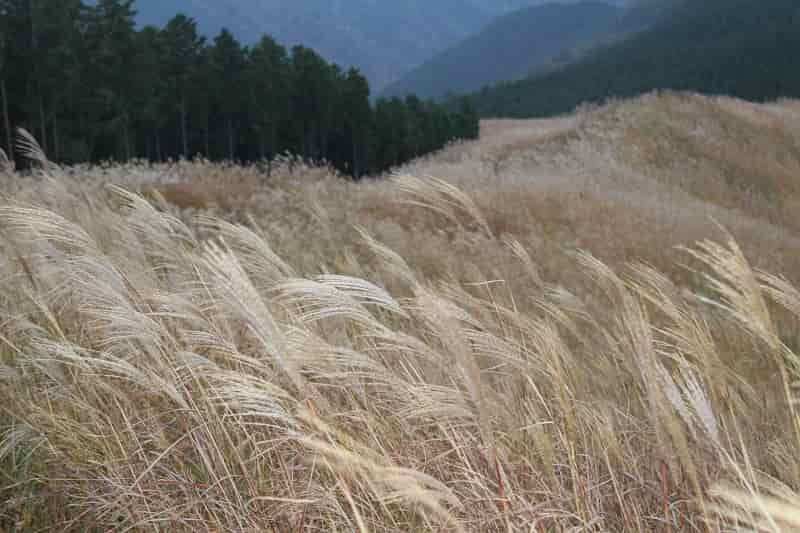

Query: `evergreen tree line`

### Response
(0, 0, 480, 176)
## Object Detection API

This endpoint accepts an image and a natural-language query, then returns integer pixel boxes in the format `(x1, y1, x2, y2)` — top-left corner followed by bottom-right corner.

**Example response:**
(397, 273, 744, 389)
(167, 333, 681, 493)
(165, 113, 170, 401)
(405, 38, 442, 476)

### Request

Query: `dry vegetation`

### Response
(2, 91, 800, 531)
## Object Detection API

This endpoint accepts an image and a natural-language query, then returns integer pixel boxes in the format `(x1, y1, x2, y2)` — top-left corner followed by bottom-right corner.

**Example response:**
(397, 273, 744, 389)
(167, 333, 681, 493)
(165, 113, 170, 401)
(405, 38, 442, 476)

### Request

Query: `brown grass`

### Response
(617, 93, 800, 231)
(2, 92, 800, 531)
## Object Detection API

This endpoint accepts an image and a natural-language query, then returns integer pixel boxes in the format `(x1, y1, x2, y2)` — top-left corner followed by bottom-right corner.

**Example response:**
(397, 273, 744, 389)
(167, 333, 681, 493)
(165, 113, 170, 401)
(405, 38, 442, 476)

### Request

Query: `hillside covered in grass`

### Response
(471, 0, 800, 117)
(2, 92, 800, 531)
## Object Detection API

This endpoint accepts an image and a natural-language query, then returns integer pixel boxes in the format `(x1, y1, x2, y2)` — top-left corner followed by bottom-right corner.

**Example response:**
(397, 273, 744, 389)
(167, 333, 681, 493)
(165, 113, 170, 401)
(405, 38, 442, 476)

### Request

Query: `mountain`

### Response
(469, 0, 800, 117)
(125, 0, 615, 91)
(381, 2, 632, 101)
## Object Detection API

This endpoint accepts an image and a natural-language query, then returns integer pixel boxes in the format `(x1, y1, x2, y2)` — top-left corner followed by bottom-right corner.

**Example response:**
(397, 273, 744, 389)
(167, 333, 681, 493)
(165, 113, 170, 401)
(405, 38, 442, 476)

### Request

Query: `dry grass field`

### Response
(2, 91, 800, 531)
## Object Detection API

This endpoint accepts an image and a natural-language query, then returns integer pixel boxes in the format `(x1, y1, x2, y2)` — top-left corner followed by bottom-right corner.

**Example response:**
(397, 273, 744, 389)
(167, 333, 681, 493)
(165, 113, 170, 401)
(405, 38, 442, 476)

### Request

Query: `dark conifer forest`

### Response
(0, 0, 480, 176)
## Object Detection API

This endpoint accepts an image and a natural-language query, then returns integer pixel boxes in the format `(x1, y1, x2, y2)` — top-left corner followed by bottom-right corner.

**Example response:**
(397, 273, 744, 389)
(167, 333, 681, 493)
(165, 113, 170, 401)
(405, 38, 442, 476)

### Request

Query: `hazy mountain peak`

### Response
(381, 1, 637, 100)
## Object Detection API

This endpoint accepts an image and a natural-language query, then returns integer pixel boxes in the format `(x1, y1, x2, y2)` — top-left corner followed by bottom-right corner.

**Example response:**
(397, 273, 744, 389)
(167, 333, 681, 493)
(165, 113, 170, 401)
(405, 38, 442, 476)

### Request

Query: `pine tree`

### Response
(246, 35, 288, 162)
(290, 45, 336, 161)
(338, 68, 371, 178)
(83, 0, 138, 160)
(209, 29, 246, 160)
(190, 44, 214, 158)
(161, 14, 204, 158)
(133, 25, 167, 160)
(404, 95, 426, 158)
(455, 96, 480, 140)
(30, 0, 83, 159)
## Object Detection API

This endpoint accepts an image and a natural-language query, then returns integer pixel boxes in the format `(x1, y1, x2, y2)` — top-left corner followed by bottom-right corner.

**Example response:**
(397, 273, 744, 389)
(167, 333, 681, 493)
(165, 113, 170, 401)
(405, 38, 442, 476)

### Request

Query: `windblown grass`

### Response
(2, 92, 800, 531)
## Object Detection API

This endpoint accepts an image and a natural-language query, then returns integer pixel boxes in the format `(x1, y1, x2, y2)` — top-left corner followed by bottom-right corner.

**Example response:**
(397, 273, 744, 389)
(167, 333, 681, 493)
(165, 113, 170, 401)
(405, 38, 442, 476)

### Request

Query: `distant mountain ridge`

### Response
(381, 1, 640, 101)
(125, 0, 614, 90)
(469, 0, 800, 118)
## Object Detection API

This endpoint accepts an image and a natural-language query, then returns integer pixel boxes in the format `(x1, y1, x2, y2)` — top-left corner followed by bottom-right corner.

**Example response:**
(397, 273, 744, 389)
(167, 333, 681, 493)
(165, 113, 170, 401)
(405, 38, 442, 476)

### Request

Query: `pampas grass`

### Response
(2, 93, 800, 531)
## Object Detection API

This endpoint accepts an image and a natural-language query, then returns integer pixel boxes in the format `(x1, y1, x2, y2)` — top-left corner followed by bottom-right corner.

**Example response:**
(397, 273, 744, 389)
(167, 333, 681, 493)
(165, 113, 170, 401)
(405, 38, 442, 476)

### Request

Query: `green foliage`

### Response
(468, 0, 800, 118)
(247, 35, 288, 161)
(0, 0, 479, 177)
(160, 14, 205, 157)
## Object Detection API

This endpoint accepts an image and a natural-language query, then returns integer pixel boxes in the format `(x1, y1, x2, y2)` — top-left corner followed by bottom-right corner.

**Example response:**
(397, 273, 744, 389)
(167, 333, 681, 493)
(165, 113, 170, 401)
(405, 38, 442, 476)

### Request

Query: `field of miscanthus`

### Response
(2, 91, 800, 531)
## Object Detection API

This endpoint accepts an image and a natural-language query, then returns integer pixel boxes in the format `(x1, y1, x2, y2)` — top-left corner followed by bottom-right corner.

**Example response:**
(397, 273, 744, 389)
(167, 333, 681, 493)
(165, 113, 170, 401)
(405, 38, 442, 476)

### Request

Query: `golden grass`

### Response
(2, 92, 800, 531)
(616, 93, 800, 232)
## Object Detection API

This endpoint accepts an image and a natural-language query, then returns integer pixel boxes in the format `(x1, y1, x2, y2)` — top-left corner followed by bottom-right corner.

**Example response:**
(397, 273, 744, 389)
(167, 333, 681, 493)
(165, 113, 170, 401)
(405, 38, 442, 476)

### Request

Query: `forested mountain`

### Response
(117, 0, 608, 90)
(470, 0, 800, 117)
(381, 2, 626, 101)
(381, 0, 682, 101)
(0, 0, 479, 176)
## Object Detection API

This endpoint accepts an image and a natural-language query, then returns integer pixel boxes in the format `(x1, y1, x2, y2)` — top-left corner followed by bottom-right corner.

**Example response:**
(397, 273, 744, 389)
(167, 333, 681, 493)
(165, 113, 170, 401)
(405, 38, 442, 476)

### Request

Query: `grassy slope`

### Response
(472, 0, 800, 117)
(2, 92, 800, 530)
